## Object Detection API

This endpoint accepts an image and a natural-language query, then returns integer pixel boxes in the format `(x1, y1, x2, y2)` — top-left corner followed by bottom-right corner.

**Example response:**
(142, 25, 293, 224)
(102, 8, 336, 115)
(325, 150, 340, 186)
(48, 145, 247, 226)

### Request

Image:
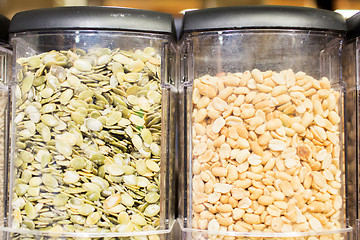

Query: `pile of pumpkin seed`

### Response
(11, 46, 162, 238)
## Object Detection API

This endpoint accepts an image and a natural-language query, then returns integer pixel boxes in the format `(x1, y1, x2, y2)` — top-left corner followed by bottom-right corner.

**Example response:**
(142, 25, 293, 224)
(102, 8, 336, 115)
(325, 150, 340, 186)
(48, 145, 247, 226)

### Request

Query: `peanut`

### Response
(191, 69, 343, 235)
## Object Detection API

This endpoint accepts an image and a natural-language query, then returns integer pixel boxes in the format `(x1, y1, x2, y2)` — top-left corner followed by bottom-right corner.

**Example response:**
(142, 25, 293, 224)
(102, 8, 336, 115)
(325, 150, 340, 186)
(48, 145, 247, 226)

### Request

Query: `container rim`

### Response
(180, 28, 346, 37)
(9, 29, 173, 38)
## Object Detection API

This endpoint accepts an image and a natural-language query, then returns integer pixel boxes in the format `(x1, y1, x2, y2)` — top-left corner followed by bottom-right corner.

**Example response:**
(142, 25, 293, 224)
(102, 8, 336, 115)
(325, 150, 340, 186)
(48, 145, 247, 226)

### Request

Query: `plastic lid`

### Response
(0, 15, 10, 43)
(9, 6, 174, 35)
(182, 6, 347, 34)
(346, 12, 360, 39)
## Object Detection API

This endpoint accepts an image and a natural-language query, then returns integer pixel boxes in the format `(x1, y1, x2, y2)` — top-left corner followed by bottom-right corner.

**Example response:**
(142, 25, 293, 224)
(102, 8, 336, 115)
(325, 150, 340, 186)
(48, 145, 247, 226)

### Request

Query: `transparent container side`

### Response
(186, 30, 343, 82)
(160, 39, 177, 229)
(180, 29, 349, 236)
(179, 38, 195, 229)
(356, 38, 360, 240)
(8, 30, 175, 237)
(0, 85, 9, 228)
(343, 39, 358, 238)
(0, 44, 12, 230)
(0, 43, 12, 85)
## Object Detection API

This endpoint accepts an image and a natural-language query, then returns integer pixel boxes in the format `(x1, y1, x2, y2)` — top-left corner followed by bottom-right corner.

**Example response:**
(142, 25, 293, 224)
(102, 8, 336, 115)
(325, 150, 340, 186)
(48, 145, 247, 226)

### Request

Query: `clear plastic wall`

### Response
(179, 29, 351, 239)
(8, 30, 176, 239)
(0, 40, 11, 231)
(343, 37, 359, 239)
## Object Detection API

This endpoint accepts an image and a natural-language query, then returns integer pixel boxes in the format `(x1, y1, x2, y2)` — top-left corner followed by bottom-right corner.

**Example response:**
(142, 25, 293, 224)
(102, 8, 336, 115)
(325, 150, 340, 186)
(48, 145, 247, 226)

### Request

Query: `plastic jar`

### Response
(7, 6, 176, 239)
(178, 6, 351, 240)
(0, 14, 11, 230)
(344, 11, 360, 240)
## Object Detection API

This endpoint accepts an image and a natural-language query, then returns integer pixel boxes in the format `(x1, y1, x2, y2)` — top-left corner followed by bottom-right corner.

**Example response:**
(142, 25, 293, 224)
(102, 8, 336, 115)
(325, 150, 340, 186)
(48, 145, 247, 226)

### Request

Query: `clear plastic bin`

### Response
(178, 6, 351, 239)
(0, 14, 11, 228)
(7, 7, 176, 238)
(344, 11, 360, 240)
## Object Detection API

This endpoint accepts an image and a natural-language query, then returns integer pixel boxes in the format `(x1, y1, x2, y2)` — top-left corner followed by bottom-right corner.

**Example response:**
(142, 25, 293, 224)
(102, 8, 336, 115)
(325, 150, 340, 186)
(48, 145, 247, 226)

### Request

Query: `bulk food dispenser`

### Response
(178, 6, 352, 240)
(344, 11, 360, 240)
(0, 14, 11, 234)
(6, 7, 176, 240)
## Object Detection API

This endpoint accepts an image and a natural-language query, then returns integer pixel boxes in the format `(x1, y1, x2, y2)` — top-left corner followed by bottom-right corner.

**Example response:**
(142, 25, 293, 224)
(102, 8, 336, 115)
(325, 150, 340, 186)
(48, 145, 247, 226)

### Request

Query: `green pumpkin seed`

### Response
(15, 184, 29, 196)
(19, 151, 34, 163)
(79, 90, 94, 100)
(126, 60, 145, 73)
(85, 118, 103, 131)
(106, 111, 122, 126)
(124, 72, 142, 83)
(27, 56, 42, 69)
(25, 202, 36, 219)
(145, 192, 160, 203)
(40, 114, 59, 127)
(55, 140, 72, 157)
(74, 59, 92, 72)
(144, 204, 160, 217)
(63, 171, 80, 184)
(42, 174, 58, 188)
(131, 213, 147, 226)
(13, 47, 162, 234)
(113, 53, 133, 65)
(146, 159, 160, 172)
(78, 204, 95, 216)
(59, 88, 73, 104)
(86, 212, 101, 225)
(40, 103, 56, 114)
(70, 156, 86, 170)
(86, 191, 100, 201)
(29, 177, 42, 187)
(21, 73, 35, 94)
(130, 114, 145, 126)
(53, 194, 69, 207)
(33, 76, 46, 87)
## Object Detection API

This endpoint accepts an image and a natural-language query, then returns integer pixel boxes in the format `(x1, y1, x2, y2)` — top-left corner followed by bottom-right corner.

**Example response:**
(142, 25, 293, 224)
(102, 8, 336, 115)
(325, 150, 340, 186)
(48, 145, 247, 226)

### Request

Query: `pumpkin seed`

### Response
(144, 204, 160, 217)
(74, 59, 92, 72)
(12, 47, 162, 234)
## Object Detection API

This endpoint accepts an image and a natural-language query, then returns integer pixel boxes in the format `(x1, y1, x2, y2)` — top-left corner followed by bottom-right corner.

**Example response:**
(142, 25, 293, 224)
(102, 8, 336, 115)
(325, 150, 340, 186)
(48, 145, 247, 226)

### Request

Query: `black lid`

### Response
(9, 6, 174, 35)
(346, 12, 360, 39)
(182, 6, 347, 34)
(0, 15, 10, 43)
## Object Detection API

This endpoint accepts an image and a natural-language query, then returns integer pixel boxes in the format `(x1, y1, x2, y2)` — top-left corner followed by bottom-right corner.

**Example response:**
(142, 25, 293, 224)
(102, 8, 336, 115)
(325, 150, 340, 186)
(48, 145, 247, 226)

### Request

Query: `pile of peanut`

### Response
(191, 69, 343, 237)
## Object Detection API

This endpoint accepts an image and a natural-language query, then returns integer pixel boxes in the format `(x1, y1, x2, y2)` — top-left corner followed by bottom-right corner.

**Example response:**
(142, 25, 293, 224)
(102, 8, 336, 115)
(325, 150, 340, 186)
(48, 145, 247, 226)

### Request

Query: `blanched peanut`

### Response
(258, 195, 275, 206)
(211, 167, 227, 177)
(219, 87, 233, 100)
(232, 208, 245, 220)
(207, 109, 221, 119)
(198, 96, 211, 109)
(216, 215, 234, 226)
(243, 213, 261, 224)
(191, 69, 343, 235)
(217, 204, 233, 213)
(196, 82, 217, 98)
(266, 118, 282, 131)
(212, 117, 226, 133)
